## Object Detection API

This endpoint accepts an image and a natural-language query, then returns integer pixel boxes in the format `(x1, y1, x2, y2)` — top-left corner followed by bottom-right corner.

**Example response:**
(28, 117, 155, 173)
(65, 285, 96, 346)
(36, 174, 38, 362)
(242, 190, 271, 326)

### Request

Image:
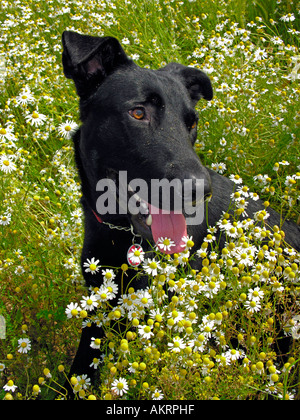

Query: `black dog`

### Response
(62, 31, 300, 384)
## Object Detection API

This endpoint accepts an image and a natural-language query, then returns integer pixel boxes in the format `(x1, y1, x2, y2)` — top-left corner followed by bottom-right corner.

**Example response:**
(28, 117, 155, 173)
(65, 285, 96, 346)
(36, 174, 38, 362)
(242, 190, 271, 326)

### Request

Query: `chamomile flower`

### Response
(217, 217, 232, 234)
(90, 337, 102, 350)
(244, 299, 262, 314)
(76, 374, 91, 391)
(168, 336, 186, 353)
(211, 162, 227, 174)
(0, 211, 12, 226)
(15, 266, 25, 275)
(16, 86, 35, 106)
(280, 13, 295, 22)
(138, 324, 154, 340)
(204, 279, 221, 298)
(64, 257, 76, 270)
(225, 224, 239, 238)
(254, 47, 267, 61)
(219, 137, 227, 146)
(152, 388, 164, 400)
(80, 294, 99, 311)
(248, 287, 264, 301)
(291, 321, 300, 340)
(0, 155, 17, 174)
(25, 110, 47, 127)
(128, 362, 139, 373)
(181, 235, 194, 249)
(156, 237, 176, 252)
(96, 283, 116, 302)
(103, 278, 118, 298)
(32, 384, 41, 396)
(57, 120, 78, 139)
(70, 208, 83, 223)
(177, 248, 190, 265)
(229, 174, 243, 184)
(17, 338, 31, 354)
(111, 377, 129, 396)
(83, 257, 101, 275)
(102, 268, 116, 281)
(223, 348, 245, 364)
(234, 247, 255, 266)
(149, 308, 164, 323)
(3, 380, 18, 392)
(249, 191, 260, 201)
(203, 232, 216, 243)
(90, 358, 100, 369)
(168, 309, 185, 325)
(65, 302, 81, 319)
(137, 289, 153, 309)
(143, 258, 160, 276)
(0, 124, 16, 142)
(254, 210, 270, 221)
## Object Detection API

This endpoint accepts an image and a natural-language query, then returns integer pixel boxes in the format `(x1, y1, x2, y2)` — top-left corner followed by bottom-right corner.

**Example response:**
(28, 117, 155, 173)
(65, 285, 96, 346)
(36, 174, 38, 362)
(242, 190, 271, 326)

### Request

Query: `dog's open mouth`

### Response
(131, 203, 188, 255)
(102, 170, 209, 255)
(124, 184, 188, 255)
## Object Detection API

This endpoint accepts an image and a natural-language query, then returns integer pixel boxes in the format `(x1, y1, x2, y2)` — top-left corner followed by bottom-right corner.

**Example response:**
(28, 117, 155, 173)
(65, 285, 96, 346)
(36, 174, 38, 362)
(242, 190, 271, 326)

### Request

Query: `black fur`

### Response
(62, 31, 300, 383)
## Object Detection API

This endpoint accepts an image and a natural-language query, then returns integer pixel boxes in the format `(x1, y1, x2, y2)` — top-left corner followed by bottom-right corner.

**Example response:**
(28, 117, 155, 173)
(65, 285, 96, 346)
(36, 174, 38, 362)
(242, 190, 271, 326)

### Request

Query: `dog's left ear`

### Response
(160, 63, 213, 105)
(62, 31, 131, 98)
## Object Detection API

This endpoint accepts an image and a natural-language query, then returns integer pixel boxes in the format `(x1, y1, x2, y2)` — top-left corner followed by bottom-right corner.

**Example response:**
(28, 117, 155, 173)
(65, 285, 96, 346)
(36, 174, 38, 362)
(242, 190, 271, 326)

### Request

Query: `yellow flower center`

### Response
(149, 262, 157, 269)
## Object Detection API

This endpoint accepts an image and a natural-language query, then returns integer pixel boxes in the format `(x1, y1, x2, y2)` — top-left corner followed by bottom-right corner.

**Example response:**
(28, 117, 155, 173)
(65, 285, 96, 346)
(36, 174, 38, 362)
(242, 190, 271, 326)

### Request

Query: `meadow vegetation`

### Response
(0, 0, 299, 400)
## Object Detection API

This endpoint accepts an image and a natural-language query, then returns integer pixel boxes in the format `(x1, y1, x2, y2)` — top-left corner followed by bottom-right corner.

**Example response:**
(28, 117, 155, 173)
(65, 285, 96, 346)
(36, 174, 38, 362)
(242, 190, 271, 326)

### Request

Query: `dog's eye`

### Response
(130, 108, 145, 120)
(186, 113, 198, 131)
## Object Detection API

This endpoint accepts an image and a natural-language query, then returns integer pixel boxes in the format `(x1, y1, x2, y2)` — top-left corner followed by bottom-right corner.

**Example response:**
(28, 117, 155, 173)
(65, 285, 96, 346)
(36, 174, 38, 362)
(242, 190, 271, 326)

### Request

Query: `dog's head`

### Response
(62, 31, 213, 254)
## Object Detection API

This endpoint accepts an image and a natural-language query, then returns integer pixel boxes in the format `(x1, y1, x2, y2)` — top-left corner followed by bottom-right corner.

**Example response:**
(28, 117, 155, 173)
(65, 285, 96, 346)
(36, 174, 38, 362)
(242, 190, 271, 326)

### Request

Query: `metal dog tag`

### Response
(127, 244, 144, 267)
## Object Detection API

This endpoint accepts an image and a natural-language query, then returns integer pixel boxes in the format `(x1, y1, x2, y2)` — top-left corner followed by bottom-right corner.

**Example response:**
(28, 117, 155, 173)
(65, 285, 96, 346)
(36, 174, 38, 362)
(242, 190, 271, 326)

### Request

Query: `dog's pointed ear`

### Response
(160, 63, 213, 105)
(62, 31, 131, 98)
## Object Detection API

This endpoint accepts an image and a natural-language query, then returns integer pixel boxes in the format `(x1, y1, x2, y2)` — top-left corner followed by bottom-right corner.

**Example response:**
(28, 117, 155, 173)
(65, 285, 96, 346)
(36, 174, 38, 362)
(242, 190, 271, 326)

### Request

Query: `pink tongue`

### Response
(148, 204, 187, 254)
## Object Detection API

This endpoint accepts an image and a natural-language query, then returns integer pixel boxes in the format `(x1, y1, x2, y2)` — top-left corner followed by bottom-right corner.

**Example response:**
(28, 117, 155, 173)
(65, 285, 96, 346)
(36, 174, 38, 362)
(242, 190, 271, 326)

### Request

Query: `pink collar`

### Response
(92, 210, 103, 224)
